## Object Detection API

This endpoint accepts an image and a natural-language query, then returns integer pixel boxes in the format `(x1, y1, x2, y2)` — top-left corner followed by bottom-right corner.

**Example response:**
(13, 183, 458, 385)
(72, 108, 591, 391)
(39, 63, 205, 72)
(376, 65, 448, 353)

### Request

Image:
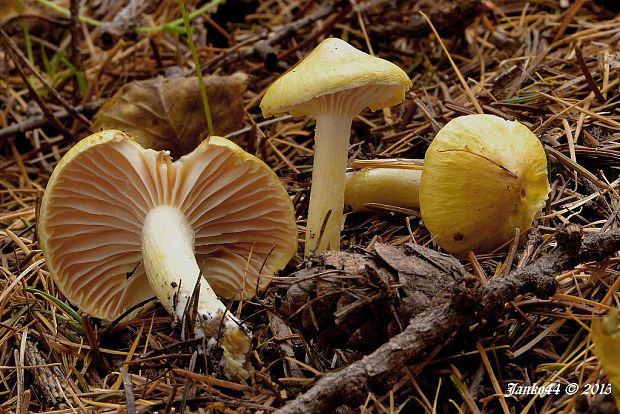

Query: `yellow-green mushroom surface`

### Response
(261, 37, 411, 255)
(420, 114, 550, 259)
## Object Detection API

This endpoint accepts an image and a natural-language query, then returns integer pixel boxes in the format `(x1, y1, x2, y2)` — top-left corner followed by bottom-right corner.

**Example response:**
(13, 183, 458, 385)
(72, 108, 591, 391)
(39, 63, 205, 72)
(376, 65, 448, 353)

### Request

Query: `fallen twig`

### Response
(1, 41, 74, 141)
(120, 368, 136, 414)
(0, 100, 103, 141)
(100, 0, 158, 47)
(276, 225, 620, 413)
(201, 2, 334, 72)
(268, 313, 305, 379)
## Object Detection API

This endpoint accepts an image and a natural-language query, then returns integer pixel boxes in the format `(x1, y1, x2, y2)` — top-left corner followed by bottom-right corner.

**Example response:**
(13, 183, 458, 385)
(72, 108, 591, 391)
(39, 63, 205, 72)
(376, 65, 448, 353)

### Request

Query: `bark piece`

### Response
(16, 332, 65, 405)
(277, 244, 462, 350)
(368, 0, 485, 39)
(275, 226, 620, 413)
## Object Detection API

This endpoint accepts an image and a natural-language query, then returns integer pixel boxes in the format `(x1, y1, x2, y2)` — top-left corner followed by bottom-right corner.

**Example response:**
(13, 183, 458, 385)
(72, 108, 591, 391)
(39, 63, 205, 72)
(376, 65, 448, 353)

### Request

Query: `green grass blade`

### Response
(33, 0, 104, 27)
(61, 57, 87, 95)
(26, 287, 83, 326)
(179, 0, 214, 136)
(137, 0, 226, 34)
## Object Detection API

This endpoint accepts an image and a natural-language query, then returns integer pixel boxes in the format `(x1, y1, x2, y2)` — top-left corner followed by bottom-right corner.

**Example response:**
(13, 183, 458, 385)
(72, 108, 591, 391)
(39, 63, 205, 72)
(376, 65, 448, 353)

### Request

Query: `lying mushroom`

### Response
(344, 114, 550, 258)
(38, 130, 297, 379)
(261, 38, 411, 255)
(345, 167, 422, 212)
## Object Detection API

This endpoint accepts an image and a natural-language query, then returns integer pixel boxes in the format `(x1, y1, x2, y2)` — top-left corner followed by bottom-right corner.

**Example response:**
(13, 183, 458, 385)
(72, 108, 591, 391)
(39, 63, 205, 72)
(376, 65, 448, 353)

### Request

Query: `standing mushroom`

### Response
(260, 38, 412, 255)
(38, 130, 298, 379)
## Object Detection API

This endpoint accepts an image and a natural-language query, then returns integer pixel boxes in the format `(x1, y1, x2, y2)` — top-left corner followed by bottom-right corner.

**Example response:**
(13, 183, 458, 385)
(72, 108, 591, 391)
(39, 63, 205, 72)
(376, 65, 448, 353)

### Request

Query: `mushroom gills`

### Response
(39, 131, 298, 380)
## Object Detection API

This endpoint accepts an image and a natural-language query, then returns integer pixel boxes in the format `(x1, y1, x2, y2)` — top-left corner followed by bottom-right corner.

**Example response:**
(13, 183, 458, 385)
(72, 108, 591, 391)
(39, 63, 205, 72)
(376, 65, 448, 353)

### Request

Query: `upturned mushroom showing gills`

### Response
(38, 130, 297, 379)
(421, 114, 550, 259)
(260, 38, 411, 256)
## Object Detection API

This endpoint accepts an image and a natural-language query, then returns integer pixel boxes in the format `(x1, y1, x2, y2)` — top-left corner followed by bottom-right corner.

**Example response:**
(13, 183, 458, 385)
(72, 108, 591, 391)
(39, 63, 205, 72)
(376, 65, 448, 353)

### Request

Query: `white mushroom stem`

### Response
(141, 205, 251, 379)
(302, 86, 408, 256)
(305, 112, 353, 255)
(345, 168, 423, 212)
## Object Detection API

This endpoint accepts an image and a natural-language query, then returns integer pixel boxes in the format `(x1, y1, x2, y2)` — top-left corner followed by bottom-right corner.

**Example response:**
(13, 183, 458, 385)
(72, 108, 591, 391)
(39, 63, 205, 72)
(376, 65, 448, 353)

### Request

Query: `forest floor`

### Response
(1, 0, 620, 412)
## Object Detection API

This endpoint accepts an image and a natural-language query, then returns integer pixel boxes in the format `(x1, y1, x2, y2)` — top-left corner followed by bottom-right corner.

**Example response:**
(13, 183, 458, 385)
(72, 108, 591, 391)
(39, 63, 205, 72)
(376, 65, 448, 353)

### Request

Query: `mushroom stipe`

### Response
(38, 130, 298, 379)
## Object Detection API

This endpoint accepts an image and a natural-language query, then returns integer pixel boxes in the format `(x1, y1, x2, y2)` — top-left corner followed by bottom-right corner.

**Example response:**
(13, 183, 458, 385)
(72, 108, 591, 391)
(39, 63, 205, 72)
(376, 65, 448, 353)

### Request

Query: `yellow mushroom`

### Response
(344, 114, 550, 259)
(38, 130, 298, 379)
(261, 38, 411, 255)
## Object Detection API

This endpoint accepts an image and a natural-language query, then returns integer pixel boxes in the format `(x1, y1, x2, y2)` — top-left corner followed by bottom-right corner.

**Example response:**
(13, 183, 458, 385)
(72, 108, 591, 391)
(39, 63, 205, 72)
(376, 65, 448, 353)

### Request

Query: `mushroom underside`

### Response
(39, 133, 297, 321)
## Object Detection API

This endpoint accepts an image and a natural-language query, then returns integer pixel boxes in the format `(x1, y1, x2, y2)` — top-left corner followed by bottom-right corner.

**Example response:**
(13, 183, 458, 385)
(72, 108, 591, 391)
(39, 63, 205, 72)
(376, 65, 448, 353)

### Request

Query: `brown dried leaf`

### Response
(92, 73, 247, 158)
(277, 246, 464, 350)
(0, 0, 25, 26)
(374, 243, 465, 299)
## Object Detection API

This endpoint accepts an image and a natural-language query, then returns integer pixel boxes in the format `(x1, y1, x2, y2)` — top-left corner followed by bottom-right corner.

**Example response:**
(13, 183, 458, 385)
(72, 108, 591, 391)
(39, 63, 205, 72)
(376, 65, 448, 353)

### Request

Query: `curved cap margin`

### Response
(260, 38, 412, 117)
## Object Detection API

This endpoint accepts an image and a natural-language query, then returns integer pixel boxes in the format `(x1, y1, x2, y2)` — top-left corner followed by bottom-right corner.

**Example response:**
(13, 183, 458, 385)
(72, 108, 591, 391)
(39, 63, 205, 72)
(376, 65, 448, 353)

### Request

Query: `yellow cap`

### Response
(261, 38, 412, 117)
(420, 114, 550, 259)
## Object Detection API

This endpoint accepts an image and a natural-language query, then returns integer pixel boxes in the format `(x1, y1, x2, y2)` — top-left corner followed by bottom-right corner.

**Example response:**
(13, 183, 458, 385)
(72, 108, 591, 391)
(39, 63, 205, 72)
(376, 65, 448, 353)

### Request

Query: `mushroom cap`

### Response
(419, 114, 550, 259)
(260, 38, 412, 117)
(38, 130, 297, 321)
